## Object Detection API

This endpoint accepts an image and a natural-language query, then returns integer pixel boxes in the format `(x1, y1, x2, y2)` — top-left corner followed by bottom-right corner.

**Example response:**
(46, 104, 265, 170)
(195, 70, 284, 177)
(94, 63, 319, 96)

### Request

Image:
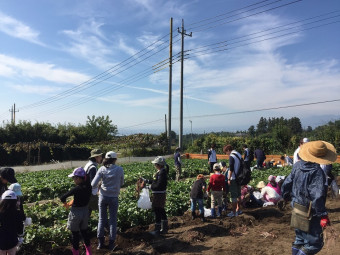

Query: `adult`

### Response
(0, 167, 17, 197)
(293, 138, 309, 164)
(207, 163, 226, 218)
(282, 140, 337, 255)
(142, 156, 168, 235)
(84, 148, 103, 216)
(223, 145, 242, 217)
(91, 151, 124, 251)
(242, 144, 251, 169)
(208, 144, 217, 173)
(281, 154, 293, 166)
(261, 175, 282, 204)
(174, 147, 182, 181)
(254, 148, 266, 169)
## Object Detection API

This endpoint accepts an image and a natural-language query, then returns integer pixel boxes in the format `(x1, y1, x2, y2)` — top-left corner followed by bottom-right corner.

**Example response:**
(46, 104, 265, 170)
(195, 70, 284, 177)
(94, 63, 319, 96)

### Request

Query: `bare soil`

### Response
(48, 191, 340, 255)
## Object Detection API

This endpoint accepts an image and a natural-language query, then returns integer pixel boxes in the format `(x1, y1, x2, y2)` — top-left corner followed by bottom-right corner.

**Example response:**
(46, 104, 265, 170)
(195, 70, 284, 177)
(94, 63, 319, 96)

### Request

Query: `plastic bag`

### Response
(137, 188, 152, 210)
(330, 180, 339, 198)
(204, 207, 211, 217)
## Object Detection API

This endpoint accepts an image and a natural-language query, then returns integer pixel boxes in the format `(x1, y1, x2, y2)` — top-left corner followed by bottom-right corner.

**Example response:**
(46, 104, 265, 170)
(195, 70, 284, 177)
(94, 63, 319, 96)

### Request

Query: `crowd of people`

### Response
(0, 138, 337, 255)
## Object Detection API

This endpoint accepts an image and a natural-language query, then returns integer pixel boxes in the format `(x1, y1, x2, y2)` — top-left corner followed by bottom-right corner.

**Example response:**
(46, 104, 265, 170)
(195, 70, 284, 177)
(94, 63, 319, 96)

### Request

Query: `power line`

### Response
(188, 0, 302, 32)
(185, 17, 340, 59)
(186, 99, 340, 119)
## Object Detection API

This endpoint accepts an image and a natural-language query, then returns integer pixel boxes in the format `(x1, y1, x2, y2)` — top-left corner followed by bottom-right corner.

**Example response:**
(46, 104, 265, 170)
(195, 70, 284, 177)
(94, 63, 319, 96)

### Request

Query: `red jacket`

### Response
(208, 173, 226, 192)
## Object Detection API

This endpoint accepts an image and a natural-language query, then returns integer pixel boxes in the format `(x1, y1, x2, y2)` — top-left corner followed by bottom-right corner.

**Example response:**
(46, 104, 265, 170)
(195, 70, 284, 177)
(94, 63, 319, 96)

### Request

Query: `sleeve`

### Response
(60, 187, 76, 203)
(91, 168, 102, 188)
(208, 150, 211, 160)
(281, 171, 294, 200)
(120, 168, 124, 187)
(308, 169, 328, 216)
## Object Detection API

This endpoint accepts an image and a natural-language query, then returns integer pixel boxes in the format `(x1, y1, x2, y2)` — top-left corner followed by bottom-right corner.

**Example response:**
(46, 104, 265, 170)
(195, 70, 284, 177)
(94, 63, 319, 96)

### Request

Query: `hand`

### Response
(63, 202, 70, 209)
(320, 215, 330, 228)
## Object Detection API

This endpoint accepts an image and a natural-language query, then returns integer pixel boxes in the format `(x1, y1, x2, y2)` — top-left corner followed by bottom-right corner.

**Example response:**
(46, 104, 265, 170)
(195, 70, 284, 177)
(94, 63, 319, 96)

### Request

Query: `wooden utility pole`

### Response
(177, 19, 192, 150)
(167, 17, 173, 153)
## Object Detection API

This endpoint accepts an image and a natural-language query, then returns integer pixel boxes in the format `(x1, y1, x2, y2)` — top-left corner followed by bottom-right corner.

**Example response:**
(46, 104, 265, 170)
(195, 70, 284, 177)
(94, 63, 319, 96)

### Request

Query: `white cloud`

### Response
(0, 54, 90, 84)
(61, 20, 116, 69)
(0, 11, 44, 46)
(10, 84, 62, 95)
(100, 93, 167, 108)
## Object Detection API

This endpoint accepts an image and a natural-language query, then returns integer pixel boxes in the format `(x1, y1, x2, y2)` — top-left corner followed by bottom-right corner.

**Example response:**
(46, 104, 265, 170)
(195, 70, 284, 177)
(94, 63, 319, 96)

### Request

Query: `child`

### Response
(207, 163, 227, 218)
(8, 183, 26, 248)
(190, 174, 207, 222)
(60, 167, 92, 255)
(0, 190, 25, 255)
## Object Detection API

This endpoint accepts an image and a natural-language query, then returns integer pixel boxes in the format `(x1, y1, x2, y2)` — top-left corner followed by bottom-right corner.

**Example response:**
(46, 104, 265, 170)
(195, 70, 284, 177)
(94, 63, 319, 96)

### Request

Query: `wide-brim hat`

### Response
(299, 140, 337, 165)
(256, 181, 266, 189)
(89, 148, 103, 159)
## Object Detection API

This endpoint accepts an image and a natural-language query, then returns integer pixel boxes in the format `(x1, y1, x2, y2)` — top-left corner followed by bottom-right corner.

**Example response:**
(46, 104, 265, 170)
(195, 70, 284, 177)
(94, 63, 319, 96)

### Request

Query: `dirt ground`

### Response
(50, 181, 340, 255)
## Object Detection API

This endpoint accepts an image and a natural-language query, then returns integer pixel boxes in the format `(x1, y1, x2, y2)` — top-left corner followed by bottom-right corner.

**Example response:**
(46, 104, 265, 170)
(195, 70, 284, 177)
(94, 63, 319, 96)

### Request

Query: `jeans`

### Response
(98, 195, 118, 241)
(294, 215, 324, 254)
(191, 198, 204, 215)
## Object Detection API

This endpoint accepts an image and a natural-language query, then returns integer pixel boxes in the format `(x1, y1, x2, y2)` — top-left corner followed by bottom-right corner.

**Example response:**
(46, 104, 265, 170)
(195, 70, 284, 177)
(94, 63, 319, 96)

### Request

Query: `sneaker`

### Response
(227, 211, 236, 217)
(236, 210, 243, 215)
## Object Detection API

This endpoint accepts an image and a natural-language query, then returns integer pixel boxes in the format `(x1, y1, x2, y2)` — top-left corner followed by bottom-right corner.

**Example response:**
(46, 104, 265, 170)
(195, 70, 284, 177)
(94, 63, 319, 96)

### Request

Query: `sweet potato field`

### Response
(16, 159, 340, 254)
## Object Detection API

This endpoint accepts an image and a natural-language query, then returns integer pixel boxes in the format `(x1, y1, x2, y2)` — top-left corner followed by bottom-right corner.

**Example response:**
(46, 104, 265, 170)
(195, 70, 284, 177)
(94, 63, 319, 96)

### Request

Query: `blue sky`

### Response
(0, 0, 339, 135)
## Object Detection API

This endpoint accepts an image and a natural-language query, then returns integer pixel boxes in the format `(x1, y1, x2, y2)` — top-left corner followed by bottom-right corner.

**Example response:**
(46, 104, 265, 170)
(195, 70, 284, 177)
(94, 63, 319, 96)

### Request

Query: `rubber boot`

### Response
(210, 208, 216, 218)
(108, 240, 117, 251)
(97, 237, 105, 250)
(150, 223, 161, 236)
(217, 207, 223, 217)
(160, 220, 168, 234)
(84, 244, 92, 255)
(71, 248, 79, 255)
(191, 211, 196, 220)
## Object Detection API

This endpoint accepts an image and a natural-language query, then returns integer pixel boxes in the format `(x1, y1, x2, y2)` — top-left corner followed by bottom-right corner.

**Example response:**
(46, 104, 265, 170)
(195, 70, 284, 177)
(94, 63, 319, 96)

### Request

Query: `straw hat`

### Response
(256, 181, 266, 189)
(299, 140, 337, 165)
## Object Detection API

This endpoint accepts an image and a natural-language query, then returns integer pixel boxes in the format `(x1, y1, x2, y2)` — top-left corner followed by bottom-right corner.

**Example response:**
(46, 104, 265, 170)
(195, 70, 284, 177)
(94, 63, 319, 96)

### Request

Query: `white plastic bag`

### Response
(137, 188, 152, 210)
(204, 207, 211, 217)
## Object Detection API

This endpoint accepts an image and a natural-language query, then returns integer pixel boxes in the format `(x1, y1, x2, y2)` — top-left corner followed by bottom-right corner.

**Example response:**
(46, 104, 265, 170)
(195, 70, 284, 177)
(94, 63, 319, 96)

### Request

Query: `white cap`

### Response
(105, 151, 117, 159)
(303, 138, 310, 143)
(1, 190, 17, 200)
(151, 156, 166, 166)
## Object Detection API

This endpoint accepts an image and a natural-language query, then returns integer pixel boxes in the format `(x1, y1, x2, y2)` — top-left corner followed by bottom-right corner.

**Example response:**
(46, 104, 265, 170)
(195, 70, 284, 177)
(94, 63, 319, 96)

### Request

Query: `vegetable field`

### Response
(16, 159, 340, 253)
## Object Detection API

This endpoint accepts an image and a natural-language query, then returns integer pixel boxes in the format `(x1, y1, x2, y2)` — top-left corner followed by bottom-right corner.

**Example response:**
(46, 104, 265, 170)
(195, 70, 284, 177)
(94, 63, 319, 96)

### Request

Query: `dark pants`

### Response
(256, 158, 265, 168)
(152, 193, 167, 223)
(209, 162, 216, 173)
(71, 229, 90, 250)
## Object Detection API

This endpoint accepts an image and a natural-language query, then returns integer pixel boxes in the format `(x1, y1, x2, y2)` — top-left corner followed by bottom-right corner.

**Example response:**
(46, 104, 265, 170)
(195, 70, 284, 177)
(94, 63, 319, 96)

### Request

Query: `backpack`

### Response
(232, 153, 251, 186)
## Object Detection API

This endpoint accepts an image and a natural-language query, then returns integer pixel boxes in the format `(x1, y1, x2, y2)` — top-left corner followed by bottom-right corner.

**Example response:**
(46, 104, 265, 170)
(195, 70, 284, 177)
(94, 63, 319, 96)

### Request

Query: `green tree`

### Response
(248, 125, 256, 137)
(256, 117, 268, 135)
(85, 115, 117, 142)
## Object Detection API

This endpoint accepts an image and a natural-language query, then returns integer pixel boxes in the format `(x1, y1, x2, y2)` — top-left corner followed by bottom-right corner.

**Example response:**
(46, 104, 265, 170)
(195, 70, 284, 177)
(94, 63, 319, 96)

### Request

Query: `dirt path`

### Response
(13, 155, 172, 173)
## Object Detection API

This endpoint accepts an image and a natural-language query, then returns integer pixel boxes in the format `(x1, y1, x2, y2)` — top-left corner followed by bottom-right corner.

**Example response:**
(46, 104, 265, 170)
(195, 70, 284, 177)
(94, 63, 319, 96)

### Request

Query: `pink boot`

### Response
(72, 248, 79, 255)
(84, 244, 92, 255)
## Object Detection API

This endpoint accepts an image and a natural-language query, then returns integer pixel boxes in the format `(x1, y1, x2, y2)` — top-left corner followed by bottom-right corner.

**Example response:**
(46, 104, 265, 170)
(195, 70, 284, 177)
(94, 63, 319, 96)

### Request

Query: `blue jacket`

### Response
(281, 160, 327, 217)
